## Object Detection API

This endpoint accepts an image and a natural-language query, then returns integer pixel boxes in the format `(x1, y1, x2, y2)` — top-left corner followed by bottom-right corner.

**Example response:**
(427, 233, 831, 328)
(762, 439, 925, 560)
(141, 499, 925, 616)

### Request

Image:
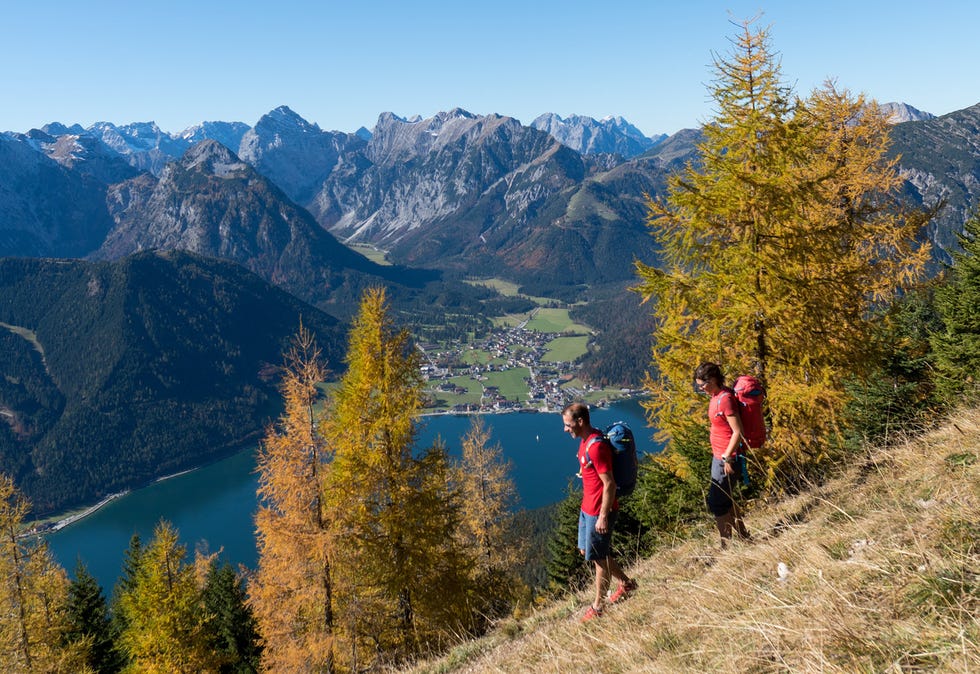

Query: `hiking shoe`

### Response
(580, 605, 603, 622)
(609, 578, 638, 603)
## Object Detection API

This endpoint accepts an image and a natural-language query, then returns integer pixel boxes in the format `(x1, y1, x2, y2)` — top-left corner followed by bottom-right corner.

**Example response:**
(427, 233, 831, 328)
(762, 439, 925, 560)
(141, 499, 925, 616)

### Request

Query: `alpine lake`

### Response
(44, 398, 655, 591)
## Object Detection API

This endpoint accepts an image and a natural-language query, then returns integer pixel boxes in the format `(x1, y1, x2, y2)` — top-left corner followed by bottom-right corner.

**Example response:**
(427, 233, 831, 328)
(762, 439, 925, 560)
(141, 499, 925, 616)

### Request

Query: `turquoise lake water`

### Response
(46, 399, 655, 591)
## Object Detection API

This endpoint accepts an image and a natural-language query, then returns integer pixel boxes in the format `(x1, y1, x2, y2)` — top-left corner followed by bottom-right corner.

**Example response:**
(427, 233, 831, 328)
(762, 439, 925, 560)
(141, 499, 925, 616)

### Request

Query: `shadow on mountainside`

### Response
(405, 407, 980, 673)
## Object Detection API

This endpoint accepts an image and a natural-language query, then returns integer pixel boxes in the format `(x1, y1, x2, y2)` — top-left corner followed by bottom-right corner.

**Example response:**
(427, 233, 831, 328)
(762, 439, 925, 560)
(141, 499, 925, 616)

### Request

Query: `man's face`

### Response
(562, 412, 584, 439)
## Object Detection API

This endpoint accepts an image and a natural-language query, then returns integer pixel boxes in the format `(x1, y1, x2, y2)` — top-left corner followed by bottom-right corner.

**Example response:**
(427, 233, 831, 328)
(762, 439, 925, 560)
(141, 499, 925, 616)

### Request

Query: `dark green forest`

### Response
(0, 251, 346, 514)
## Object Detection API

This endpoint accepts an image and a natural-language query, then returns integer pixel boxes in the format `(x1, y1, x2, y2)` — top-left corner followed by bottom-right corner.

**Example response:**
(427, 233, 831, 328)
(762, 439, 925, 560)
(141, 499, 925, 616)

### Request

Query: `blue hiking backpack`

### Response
(584, 421, 639, 498)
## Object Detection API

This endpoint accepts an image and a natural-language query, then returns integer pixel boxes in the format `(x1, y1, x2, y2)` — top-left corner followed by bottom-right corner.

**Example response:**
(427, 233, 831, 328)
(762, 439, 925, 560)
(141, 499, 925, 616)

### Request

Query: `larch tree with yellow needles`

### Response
(114, 520, 213, 673)
(249, 325, 336, 672)
(322, 287, 475, 671)
(634, 21, 931, 484)
(0, 475, 87, 673)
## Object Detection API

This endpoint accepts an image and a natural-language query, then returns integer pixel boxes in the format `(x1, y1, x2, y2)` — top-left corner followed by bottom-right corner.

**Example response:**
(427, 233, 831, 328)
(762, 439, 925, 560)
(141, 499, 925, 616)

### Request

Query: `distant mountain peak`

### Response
(41, 122, 86, 136)
(257, 106, 321, 134)
(181, 139, 249, 177)
(879, 102, 935, 124)
(530, 112, 663, 158)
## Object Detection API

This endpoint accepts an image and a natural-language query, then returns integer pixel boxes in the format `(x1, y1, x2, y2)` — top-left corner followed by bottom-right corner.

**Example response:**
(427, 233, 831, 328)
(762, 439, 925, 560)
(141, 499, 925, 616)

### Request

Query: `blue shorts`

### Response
(578, 510, 618, 561)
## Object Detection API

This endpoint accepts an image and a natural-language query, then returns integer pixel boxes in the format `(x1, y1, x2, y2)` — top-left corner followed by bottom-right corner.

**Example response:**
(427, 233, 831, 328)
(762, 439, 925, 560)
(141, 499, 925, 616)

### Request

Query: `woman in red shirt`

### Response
(694, 362, 751, 548)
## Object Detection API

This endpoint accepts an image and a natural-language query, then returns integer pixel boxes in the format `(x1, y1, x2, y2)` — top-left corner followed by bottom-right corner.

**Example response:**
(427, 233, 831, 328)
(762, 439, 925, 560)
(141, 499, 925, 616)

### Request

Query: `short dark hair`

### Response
(694, 362, 724, 386)
(562, 401, 591, 426)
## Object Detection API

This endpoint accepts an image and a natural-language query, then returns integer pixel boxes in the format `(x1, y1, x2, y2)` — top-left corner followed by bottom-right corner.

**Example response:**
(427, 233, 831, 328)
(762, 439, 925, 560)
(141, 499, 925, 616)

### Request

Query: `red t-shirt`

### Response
(578, 431, 619, 516)
(709, 388, 738, 459)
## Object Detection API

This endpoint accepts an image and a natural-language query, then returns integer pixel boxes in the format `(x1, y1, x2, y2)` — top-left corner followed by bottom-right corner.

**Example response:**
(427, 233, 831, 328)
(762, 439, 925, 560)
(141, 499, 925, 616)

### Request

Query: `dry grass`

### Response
(404, 408, 980, 673)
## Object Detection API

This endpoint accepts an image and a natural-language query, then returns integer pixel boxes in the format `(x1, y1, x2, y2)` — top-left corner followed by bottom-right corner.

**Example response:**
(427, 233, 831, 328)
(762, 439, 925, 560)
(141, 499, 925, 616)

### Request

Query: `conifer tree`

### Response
(322, 287, 475, 669)
(634, 21, 931, 480)
(454, 417, 520, 573)
(201, 561, 261, 673)
(115, 520, 212, 673)
(109, 532, 143, 670)
(544, 483, 588, 593)
(0, 474, 86, 673)
(65, 562, 123, 674)
(248, 325, 335, 673)
(932, 212, 980, 401)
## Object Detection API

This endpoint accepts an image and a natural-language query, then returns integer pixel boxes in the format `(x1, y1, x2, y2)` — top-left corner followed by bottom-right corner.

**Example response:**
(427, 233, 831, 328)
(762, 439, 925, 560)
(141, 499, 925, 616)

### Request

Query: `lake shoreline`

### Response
(41, 397, 645, 536)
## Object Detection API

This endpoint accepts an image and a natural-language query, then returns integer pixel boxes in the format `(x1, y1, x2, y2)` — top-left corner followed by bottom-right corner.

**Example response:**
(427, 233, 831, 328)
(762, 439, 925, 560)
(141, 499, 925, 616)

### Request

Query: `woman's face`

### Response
(696, 377, 720, 395)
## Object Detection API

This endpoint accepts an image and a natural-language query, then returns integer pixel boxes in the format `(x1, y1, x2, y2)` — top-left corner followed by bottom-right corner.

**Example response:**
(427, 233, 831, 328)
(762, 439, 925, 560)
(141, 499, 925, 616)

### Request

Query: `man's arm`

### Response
(596, 470, 616, 534)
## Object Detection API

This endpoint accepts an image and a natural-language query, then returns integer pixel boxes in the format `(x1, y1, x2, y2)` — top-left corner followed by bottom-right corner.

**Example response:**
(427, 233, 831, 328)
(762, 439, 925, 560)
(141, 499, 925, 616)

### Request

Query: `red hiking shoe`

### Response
(609, 578, 638, 603)
(580, 605, 603, 622)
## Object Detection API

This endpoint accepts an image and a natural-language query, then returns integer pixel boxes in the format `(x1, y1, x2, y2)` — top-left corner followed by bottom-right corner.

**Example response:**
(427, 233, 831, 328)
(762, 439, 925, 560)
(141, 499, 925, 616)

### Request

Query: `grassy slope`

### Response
(406, 408, 980, 673)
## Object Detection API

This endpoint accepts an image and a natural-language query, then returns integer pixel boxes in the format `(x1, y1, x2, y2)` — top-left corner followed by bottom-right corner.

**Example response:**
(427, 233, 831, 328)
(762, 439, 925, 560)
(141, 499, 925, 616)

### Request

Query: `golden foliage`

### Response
(454, 417, 521, 575)
(248, 324, 336, 672)
(115, 520, 213, 673)
(635, 21, 931, 479)
(0, 475, 87, 674)
(322, 287, 477, 670)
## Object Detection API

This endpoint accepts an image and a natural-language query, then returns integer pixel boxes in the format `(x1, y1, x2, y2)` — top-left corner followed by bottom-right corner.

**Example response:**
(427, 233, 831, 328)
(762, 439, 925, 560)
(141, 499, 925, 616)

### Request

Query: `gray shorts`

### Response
(578, 510, 618, 561)
(707, 456, 737, 516)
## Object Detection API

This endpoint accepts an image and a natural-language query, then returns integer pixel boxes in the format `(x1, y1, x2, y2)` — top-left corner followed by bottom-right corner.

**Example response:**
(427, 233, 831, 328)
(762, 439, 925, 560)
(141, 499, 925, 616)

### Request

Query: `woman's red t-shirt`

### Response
(709, 388, 738, 459)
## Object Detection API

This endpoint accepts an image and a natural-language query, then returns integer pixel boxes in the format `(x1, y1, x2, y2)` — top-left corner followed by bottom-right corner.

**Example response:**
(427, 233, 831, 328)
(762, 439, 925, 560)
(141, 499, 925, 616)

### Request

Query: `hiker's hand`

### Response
(596, 513, 609, 534)
(723, 460, 734, 476)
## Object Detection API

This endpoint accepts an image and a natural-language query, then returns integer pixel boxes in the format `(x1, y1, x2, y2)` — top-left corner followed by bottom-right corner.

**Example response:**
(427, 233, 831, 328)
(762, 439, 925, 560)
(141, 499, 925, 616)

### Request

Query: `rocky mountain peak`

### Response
(177, 121, 251, 152)
(180, 139, 249, 178)
(253, 105, 321, 135)
(530, 113, 661, 158)
(880, 102, 935, 124)
(366, 108, 523, 166)
(41, 122, 86, 136)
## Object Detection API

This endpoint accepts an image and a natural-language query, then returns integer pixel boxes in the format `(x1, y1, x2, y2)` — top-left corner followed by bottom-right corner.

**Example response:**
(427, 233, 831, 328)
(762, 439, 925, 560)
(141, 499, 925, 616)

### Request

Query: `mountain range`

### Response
(3, 100, 980, 513)
(5, 100, 978, 282)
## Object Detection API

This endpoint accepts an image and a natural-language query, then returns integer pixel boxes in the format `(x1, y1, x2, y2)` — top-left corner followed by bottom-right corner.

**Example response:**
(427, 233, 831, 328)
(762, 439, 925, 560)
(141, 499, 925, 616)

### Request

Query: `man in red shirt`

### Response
(562, 402, 637, 622)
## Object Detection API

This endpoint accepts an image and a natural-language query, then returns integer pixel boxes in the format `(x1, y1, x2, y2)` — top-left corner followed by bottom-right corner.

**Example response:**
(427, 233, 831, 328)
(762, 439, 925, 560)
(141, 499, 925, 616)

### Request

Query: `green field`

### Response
(346, 243, 391, 265)
(525, 308, 590, 334)
(492, 313, 531, 328)
(483, 367, 531, 401)
(542, 335, 589, 362)
(466, 278, 522, 296)
(465, 278, 555, 306)
(425, 367, 531, 408)
(460, 349, 508, 366)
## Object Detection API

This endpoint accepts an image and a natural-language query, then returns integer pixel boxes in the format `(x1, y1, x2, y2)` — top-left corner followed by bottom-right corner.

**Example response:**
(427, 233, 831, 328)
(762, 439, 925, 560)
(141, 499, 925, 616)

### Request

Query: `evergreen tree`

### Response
(115, 520, 212, 673)
(108, 533, 143, 671)
(65, 562, 123, 674)
(322, 287, 476, 669)
(634, 21, 931, 484)
(544, 482, 588, 593)
(0, 474, 86, 672)
(248, 325, 335, 673)
(932, 212, 980, 402)
(201, 562, 261, 674)
(845, 285, 941, 448)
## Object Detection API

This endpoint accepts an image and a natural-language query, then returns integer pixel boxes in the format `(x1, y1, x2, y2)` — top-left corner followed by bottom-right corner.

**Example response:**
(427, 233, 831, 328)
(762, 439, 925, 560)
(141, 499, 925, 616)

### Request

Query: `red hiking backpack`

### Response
(732, 375, 767, 449)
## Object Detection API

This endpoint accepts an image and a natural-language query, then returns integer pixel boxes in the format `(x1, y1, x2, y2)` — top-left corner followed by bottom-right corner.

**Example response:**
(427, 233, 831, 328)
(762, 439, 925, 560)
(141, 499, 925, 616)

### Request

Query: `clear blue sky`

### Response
(3, 1, 977, 137)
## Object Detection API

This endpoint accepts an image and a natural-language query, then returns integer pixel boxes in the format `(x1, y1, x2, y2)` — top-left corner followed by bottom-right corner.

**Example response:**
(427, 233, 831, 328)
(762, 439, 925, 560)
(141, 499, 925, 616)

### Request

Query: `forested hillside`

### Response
(0, 251, 345, 514)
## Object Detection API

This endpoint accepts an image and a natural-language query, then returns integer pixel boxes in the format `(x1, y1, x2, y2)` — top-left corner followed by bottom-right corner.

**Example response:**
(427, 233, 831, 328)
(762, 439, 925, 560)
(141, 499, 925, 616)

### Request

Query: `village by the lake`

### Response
(417, 300, 639, 414)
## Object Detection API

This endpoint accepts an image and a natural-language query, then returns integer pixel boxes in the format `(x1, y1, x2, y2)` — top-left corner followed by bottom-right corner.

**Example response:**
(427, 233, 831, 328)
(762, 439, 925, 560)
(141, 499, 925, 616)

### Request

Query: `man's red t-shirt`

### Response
(709, 388, 738, 459)
(578, 432, 619, 516)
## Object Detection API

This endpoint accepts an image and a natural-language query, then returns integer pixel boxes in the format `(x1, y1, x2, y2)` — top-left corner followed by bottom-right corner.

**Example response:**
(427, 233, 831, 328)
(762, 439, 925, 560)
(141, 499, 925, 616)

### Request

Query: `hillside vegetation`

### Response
(0, 251, 346, 514)
(405, 408, 980, 673)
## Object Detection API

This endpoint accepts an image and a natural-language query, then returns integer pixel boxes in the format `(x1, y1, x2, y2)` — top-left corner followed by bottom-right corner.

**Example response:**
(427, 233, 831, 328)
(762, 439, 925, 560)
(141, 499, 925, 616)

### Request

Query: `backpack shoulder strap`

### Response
(584, 433, 604, 466)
